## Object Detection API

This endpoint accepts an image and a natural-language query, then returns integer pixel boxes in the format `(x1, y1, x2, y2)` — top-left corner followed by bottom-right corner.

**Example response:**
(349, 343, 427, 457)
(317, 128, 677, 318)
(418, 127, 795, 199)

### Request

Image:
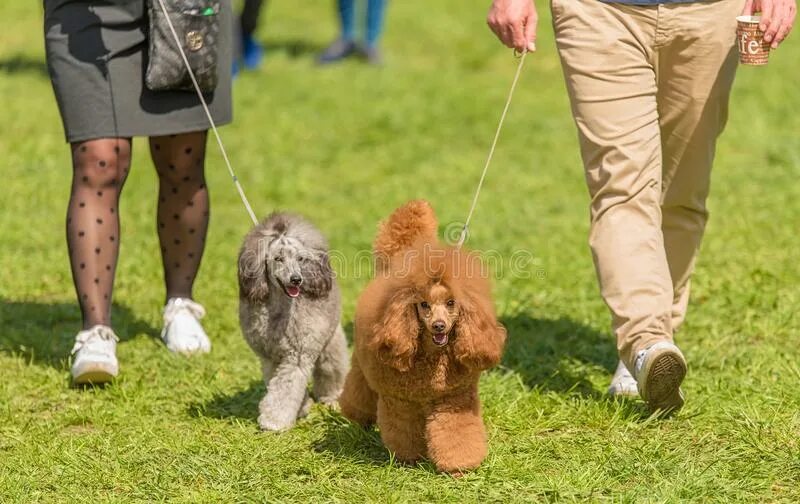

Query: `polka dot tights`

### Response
(67, 132, 210, 330)
(67, 138, 131, 329)
(150, 132, 209, 302)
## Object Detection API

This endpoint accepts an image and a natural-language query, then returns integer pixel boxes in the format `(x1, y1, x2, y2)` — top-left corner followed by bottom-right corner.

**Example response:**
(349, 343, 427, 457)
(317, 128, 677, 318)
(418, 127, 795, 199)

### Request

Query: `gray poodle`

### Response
(238, 212, 349, 431)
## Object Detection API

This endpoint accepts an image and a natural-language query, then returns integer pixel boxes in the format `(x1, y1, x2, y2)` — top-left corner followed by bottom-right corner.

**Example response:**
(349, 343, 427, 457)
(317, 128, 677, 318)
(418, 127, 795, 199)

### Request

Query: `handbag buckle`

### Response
(186, 31, 204, 51)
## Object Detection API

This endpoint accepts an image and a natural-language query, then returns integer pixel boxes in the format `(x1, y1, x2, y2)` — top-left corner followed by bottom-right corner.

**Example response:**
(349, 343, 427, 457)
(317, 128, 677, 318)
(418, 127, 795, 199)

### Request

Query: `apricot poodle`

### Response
(339, 200, 507, 473)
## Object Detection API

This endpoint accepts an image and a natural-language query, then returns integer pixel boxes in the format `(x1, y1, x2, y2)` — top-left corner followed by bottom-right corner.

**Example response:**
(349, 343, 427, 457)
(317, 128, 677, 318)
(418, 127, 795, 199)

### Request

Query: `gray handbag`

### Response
(145, 0, 221, 93)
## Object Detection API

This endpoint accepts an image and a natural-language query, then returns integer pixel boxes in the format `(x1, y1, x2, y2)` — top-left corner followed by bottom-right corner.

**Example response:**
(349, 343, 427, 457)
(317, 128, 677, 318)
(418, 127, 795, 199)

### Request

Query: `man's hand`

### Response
(742, 0, 797, 48)
(487, 0, 538, 53)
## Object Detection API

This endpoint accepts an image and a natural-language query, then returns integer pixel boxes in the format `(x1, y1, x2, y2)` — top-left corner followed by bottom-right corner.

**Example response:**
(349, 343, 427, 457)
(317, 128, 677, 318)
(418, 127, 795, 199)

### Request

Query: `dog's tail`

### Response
(373, 200, 438, 269)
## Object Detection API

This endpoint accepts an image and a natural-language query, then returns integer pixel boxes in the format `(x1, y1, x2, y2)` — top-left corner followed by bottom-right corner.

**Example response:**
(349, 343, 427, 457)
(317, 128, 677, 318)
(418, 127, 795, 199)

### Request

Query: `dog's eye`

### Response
(274, 256, 283, 262)
(446, 299, 455, 307)
(298, 256, 305, 262)
(420, 302, 430, 309)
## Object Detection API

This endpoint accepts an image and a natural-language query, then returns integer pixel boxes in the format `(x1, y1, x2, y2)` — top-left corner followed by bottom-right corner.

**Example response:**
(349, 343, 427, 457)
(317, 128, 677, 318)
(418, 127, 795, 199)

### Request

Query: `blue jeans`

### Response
(339, 0, 387, 47)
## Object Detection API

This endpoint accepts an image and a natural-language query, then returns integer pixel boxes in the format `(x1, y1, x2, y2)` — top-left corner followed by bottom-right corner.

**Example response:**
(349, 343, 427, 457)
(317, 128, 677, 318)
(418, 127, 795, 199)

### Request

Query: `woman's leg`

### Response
(148, 131, 212, 355)
(239, 0, 266, 69)
(365, 0, 387, 48)
(67, 138, 132, 329)
(149, 132, 210, 300)
(240, 0, 266, 40)
(318, 0, 357, 63)
(339, 0, 356, 41)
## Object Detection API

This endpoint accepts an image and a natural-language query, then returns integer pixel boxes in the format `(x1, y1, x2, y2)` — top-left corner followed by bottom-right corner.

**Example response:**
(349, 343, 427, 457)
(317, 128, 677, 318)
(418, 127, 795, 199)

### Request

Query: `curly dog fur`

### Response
(238, 212, 349, 431)
(339, 200, 506, 473)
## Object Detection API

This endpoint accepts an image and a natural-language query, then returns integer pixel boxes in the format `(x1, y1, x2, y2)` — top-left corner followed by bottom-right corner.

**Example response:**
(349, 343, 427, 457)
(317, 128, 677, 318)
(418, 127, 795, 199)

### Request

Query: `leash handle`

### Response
(456, 49, 529, 249)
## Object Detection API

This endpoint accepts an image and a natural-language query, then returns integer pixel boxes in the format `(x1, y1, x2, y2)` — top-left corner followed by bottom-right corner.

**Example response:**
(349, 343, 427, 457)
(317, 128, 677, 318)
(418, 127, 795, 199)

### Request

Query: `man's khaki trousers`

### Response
(552, 0, 742, 369)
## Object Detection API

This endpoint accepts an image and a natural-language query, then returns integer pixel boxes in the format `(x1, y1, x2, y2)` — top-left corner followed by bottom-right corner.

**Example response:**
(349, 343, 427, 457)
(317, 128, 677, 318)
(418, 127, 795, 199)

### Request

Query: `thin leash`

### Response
(155, 0, 259, 225)
(456, 49, 529, 249)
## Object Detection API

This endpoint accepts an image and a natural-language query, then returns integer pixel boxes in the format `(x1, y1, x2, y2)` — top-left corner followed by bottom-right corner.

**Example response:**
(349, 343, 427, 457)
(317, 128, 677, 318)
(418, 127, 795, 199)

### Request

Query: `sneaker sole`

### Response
(638, 347, 686, 413)
(72, 365, 117, 385)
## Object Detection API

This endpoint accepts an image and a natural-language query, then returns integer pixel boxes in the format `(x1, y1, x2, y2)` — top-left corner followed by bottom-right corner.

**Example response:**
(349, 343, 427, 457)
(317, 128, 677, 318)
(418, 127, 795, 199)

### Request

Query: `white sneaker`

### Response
(608, 360, 639, 398)
(161, 298, 211, 356)
(71, 325, 119, 385)
(633, 341, 687, 413)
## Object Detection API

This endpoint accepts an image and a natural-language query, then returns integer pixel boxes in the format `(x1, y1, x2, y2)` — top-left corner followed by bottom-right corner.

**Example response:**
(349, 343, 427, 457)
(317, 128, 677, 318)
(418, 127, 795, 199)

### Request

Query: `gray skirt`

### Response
(44, 0, 233, 143)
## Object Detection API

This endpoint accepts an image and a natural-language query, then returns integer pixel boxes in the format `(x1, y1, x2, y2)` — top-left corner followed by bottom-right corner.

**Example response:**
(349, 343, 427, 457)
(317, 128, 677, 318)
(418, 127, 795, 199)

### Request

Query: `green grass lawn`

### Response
(2, 0, 800, 501)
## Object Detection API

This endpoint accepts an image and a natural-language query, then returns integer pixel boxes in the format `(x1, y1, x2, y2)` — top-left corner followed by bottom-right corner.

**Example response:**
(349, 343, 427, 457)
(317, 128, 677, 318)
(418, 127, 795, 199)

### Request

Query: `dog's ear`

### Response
(302, 250, 333, 298)
(368, 288, 420, 372)
(453, 294, 506, 371)
(238, 242, 269, 302)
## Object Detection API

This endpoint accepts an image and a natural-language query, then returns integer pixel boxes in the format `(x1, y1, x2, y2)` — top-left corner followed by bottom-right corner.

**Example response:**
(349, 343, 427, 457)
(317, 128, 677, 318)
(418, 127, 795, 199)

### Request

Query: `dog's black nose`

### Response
(290, 274, 302, 286)
(432, 320, 446, 333)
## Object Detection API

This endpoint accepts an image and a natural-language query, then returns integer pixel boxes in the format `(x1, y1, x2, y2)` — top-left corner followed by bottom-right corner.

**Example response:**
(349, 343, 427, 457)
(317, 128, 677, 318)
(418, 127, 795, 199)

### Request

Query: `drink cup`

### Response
(736, 15, 771, 66)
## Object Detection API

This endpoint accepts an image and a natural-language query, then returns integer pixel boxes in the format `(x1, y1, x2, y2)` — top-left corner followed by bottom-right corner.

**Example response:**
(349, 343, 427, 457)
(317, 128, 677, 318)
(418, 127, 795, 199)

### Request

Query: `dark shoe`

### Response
(361, 45, 384, 66)
(242, 34, 264, 70)
(317, 38, 357, 64)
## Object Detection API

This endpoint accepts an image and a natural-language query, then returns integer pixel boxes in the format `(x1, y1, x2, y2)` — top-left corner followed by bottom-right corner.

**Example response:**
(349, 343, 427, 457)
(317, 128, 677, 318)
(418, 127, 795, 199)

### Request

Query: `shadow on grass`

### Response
(263, 38, 323, 59)
(191, 383, 396, 464)
(311, 414, 391, 466)
(343, 321, 354, 346)
(499, 314, 618, 397)
(189, 380, 263, 421)
(498, 314, 655, 419)
(189, 325, 354, 424)
(0, 298, 157, 369)
(0, 55, 49, 77)
(192, 314, 653, 471)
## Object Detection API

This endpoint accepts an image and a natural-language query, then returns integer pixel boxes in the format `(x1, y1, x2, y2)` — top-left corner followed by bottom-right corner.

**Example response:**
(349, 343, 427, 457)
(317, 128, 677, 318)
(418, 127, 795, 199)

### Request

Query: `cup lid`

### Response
(736, 15, 762, 23)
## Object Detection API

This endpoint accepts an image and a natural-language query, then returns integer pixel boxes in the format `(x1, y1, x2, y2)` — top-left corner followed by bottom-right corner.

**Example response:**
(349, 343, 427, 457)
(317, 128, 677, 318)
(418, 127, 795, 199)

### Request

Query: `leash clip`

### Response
(456, 225, 469, 249)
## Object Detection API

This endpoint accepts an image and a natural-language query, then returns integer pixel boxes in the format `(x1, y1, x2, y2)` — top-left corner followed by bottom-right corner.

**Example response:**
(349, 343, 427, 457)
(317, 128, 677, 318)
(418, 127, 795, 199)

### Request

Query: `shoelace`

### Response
(162, 298, 206, 329)
(71, 325, 119, 355)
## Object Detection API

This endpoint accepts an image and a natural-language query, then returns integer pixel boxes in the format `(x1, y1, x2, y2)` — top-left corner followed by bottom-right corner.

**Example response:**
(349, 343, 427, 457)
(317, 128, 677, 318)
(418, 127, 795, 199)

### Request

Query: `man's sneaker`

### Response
(71, 325, 119, 385)
(608, 360, 639, 398)
(317, 38, 357, 64)
(633, 341, 687, 412)
(161, 298, 211, 356)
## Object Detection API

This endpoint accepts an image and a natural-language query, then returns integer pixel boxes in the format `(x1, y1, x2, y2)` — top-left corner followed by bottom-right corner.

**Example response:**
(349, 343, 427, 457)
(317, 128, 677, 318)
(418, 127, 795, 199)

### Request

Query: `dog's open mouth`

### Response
(283, 284, 301, 298)
(432, 332, 449, 346)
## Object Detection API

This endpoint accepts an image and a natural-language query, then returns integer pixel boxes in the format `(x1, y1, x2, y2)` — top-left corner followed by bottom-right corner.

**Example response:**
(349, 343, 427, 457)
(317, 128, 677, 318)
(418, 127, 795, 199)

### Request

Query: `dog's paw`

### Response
(297, 396, 315, 419)
(258, 413, 295, 432)
(317, 396, 340, 409)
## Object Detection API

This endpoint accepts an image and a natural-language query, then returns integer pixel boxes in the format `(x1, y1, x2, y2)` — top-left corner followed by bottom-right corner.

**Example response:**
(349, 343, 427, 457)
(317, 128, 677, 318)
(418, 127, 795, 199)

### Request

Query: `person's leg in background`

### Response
(553, 0, 686, 411)
(239, 0, 266, 70)
(148, 131, 212, 356)
(658, 0, 741, 332)
(67, 138, 131, 384)
(339, 0, 357, 42)
(363, 0, 388, 64)
(318, 0, 358, 64)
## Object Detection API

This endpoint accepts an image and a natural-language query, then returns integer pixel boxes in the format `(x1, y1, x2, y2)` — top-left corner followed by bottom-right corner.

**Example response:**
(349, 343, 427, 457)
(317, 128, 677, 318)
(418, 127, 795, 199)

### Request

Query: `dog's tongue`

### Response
(433, 333, 448, 346)
(286, 285, 301, 298)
